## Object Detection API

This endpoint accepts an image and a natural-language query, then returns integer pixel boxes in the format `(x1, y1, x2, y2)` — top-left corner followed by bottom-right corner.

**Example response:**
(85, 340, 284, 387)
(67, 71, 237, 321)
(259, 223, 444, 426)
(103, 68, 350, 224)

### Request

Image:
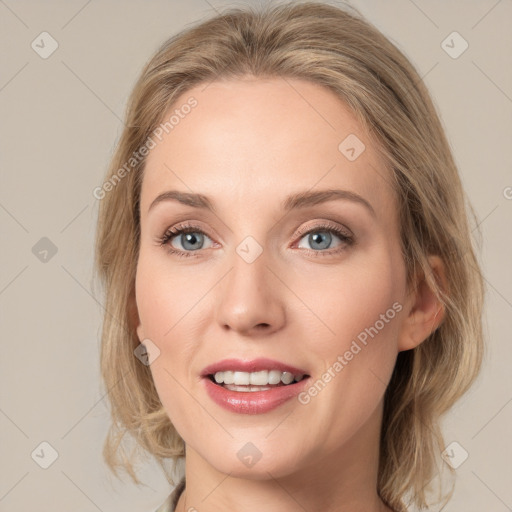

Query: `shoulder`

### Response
(154, 477, 186, 512)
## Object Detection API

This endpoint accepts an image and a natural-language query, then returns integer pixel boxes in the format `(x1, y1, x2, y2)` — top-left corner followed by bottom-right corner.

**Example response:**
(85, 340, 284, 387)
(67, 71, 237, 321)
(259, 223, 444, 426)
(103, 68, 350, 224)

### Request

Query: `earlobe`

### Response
(397, 255, 447, 352)
(135, 318, 144, 342)
(134, 313, 145, 342)
(127, 287, 144, 341)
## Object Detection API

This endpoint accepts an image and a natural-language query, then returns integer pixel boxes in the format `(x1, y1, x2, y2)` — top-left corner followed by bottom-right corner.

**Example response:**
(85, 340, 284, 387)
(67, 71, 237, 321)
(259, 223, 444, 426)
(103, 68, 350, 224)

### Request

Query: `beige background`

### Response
(1, 0, 511, 511)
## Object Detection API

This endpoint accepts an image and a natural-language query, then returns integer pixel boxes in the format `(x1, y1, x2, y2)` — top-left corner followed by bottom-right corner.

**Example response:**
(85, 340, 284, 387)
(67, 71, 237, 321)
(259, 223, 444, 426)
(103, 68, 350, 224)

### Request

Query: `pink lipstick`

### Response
(201, 358, 310, 414)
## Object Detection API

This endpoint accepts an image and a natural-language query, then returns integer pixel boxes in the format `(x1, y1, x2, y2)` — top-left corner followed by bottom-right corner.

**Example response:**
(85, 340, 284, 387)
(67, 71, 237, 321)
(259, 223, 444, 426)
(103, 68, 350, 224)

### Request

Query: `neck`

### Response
(175, 400, 396, 512)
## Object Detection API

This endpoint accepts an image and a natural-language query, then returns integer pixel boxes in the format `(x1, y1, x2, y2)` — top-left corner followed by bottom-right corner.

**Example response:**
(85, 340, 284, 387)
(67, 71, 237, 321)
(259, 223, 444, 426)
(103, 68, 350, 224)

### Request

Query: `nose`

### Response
(215, 249, 286, 337)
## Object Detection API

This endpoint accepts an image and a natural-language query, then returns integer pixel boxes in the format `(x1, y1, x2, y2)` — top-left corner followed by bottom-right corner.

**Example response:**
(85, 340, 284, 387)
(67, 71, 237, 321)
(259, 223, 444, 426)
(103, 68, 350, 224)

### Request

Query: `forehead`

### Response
(140, 77, 395, 219)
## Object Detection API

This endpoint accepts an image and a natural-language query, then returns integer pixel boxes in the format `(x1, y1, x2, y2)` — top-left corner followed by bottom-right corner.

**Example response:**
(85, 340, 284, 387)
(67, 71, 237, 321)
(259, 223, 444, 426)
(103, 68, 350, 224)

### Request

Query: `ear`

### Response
(397, 255, 447, 352)
(127, 286, 145, 342)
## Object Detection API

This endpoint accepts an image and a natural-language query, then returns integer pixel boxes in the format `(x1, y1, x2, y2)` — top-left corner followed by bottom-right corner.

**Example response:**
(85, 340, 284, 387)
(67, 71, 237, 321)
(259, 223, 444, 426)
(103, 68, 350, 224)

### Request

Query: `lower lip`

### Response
(203, 376, 310, 414)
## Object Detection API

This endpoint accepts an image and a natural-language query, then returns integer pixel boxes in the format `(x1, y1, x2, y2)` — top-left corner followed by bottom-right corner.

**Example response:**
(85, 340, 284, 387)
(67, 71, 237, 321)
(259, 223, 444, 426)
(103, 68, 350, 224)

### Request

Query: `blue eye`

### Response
(157, 224, 214, 258)
(295, 223, 354, 256)
(157, 221, 354, 258)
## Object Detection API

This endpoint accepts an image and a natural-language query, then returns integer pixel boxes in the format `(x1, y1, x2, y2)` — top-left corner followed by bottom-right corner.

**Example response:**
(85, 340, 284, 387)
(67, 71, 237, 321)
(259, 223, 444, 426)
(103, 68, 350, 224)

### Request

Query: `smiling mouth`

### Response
(207, 370, 309, 392)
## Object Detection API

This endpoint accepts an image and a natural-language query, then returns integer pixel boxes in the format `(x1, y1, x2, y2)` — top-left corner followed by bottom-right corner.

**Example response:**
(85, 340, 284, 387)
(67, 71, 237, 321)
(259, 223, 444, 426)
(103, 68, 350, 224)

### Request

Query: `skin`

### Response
(133, 77, 446, 512)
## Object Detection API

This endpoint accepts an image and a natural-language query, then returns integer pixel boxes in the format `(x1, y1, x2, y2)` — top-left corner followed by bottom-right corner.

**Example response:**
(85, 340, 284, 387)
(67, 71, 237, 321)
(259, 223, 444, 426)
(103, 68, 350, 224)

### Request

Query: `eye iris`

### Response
(309, 231, 331, 250)
(181, 232, 204, 251)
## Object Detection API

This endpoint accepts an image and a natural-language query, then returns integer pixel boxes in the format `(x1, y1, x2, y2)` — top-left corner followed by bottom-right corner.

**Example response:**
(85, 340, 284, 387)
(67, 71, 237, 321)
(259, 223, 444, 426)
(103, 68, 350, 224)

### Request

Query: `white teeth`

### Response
(281, 372, 294, 385)
(233, 371, 250, 385)
(249, 370, 268, 385)
(224, 384, 273, 392)
(268, 370, 281, 385)
(212, 370, 306, 386)
(222, 371, 234, 384)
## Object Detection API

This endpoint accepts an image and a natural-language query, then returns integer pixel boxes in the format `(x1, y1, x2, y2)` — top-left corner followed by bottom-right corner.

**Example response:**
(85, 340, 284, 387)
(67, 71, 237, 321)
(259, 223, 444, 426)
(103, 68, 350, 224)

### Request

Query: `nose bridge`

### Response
(214, 240, 285, 335)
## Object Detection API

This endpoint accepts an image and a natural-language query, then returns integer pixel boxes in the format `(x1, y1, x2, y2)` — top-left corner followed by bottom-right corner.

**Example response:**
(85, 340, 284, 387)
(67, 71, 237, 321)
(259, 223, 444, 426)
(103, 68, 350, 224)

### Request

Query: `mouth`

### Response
(206, 369, 309, 392)
(201, 358, 310, 404)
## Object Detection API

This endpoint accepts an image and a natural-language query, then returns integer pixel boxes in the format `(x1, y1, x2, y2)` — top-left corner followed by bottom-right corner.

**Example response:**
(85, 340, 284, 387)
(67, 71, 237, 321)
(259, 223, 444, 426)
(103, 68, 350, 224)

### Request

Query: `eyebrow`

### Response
(148, 189, 376, 217)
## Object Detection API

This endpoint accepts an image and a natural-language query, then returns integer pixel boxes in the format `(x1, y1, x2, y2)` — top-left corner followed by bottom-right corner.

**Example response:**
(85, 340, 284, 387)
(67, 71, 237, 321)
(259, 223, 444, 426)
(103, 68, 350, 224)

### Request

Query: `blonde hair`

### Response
(93, 1, 485, 510)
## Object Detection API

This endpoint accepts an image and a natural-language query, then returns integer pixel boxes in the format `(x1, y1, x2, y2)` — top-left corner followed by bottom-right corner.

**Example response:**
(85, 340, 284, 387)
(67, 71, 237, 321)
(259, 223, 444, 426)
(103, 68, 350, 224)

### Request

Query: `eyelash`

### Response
(156, 221, 354, 259)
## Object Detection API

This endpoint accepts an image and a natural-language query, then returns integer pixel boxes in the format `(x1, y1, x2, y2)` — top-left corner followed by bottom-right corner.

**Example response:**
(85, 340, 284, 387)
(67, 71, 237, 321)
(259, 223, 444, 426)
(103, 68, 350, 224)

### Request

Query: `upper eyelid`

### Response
(158, 222, 354, 261)
(295, 220, 352, 236)
(162, 221, 352, 245)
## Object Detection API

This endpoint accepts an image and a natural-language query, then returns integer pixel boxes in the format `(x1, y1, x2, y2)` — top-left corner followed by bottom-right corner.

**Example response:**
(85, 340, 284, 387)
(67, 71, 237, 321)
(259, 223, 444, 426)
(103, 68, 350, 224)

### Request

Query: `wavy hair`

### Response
(93, 2, 485, 510)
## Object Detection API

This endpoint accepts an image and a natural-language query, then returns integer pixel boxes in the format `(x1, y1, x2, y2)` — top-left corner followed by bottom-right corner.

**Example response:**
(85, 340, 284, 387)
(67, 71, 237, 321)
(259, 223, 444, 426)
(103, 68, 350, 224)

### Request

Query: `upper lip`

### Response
(201, 358, 309, 377)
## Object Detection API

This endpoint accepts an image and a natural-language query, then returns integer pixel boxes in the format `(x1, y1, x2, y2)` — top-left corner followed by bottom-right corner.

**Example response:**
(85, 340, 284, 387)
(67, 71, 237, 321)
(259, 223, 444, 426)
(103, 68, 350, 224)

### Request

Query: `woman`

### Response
(94, 2, 485, 511)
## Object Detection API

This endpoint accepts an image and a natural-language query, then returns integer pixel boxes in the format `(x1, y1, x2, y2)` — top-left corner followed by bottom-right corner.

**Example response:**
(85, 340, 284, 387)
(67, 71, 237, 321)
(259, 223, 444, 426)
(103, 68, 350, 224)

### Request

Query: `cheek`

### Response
(310, 248, 404, 409)
(134, 250, 219, 429)
(135, 249, 207, 339)
(296, 249, 403, 415)
(294, 245, 404, 359)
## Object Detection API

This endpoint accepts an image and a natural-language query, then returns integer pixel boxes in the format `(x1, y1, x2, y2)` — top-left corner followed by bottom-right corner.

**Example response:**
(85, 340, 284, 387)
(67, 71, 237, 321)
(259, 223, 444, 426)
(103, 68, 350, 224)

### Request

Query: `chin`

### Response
(200, 440, 308, 480)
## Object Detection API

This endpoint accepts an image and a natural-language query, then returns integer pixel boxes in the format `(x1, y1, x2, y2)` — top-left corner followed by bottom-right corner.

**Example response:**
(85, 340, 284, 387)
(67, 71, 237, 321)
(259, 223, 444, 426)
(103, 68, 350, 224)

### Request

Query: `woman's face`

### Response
(134, 77, 412, 478)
